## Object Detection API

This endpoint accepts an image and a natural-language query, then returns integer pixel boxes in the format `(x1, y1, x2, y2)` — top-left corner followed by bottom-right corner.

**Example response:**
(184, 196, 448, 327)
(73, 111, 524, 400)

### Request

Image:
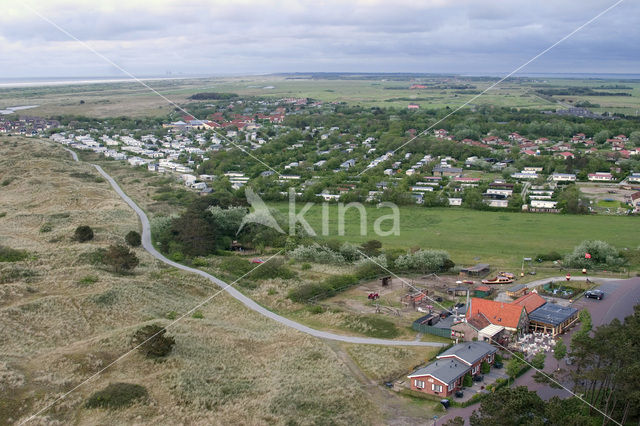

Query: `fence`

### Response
(412, 322, 452, 339)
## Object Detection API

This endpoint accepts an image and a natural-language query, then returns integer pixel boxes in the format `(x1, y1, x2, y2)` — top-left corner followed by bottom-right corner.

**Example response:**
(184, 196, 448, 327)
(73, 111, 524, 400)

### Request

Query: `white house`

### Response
(448, 198, 463, 206)
(551, 173, 576, 182)
(588, 172, 613, 182)
(531, 200, 558, 209)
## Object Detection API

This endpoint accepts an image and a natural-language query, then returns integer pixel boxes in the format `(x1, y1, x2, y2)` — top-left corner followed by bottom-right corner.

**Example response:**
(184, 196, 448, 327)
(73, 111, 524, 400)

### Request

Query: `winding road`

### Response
(62, 147, 445, 347)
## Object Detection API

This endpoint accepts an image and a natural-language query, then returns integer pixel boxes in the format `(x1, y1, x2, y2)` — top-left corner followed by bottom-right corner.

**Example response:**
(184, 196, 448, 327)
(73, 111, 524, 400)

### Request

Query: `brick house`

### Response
(408, 342, 497, 396)
(466, 298, 528, 335)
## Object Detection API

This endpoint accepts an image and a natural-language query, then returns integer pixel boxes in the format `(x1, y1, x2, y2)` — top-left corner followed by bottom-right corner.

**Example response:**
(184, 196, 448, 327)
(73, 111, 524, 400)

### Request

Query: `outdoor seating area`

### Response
(514, 332, 556, 357)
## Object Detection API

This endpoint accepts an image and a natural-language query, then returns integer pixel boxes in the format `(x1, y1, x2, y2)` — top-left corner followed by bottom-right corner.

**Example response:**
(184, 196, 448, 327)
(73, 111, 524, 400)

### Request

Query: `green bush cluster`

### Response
(0, 245, 28, 262)
(288, 274, 359, 302)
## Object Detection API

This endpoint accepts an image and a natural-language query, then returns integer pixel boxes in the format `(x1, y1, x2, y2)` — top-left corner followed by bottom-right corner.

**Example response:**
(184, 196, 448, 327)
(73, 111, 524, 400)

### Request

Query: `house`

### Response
(436, 341, 498, 375)
(408, 358, 469, 396)
(588, 172, 613, 182)
(555, 151, 575, 160)
(408, 342, 497, 396)
(530, 200, 558, 209)
(433, 166, 463, 177)
(448, 197, 462, 206)
(466, 298, 528, 334)
(528, 303, 578, 336)
(628, 173, 640, 183)
(506, 283, 528, 298)
(551, 173, 576, 182)
(511, 292, 546, 314)
(460, 264, 490, 277)
(473, 285, 492, 298)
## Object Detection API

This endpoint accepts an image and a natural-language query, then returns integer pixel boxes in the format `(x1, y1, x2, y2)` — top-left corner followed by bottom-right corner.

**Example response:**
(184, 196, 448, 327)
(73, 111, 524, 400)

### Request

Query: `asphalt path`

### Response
(89, 161, 446, 347)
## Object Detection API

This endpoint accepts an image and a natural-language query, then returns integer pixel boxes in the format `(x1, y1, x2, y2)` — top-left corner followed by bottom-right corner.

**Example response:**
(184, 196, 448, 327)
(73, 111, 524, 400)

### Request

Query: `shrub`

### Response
(78, 275, 98, 286)
(248, 258, 295, 280)
(481, 361, 491, 374)
(301, 263, 312, 270)
(39, 223, 53, 233)
(192, 310, 204, 319)
(166, 311, 177, 320)
(125, 231, 141, 247)
(564, 240, 625, 270)
(289, 245, 345, 265)
(131, 324, 175, 358)
(0, 212, 6, 218)
(74, 225, 94, 242)
(0, 245, 29, 262)
(288, 274, 359, 302)
(463, 373, 473, 387)
(103, 244, 139, 273)
(535, 251, 562, 262)
(393, 249, 453, 273)
(85, 383, 148, 409)
(532, 352, 546, 370)
(191, 257, 208, 267)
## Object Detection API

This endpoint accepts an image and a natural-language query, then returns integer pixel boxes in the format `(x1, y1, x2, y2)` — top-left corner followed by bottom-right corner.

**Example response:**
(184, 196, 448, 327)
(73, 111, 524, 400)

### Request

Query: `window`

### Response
(414, 380, 425, 389)
(431, 383, 443, 393)
(472, 365, 479, 374)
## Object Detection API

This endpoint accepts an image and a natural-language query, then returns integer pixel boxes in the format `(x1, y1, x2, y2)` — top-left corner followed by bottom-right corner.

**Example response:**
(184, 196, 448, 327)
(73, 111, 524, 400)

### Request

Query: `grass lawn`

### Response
(270, 203, 640, 269)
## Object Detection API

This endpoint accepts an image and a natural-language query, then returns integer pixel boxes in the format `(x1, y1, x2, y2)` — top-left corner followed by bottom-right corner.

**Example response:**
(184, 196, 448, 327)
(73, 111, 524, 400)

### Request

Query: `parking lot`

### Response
(571, 276, 640, 326)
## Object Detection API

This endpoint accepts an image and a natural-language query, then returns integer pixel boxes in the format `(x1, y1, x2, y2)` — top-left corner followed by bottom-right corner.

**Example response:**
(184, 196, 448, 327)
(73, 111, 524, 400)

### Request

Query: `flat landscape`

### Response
(271, 202, 640, 270)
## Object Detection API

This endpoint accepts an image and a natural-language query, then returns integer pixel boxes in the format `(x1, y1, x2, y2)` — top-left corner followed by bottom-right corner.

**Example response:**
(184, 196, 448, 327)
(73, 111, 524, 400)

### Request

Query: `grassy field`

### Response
(3, 74, 640, 118)
(0, 138, 450, 425)
(271, 203, 640, 270)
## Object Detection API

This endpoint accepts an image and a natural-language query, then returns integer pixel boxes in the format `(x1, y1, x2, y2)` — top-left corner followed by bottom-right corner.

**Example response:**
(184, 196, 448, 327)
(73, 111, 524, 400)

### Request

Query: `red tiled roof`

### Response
(467, 313, 491, 330)
(466, 298, 524, 329)
(511, 292, 546, 314)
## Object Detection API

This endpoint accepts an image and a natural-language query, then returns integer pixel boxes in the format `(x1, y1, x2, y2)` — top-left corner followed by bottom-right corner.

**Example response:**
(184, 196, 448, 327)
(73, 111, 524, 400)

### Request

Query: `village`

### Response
(19, 92, 638, 216)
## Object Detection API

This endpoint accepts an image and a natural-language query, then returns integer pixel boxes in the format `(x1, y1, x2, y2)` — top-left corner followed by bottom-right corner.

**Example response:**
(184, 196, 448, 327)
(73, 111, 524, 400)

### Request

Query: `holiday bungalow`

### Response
(408, 342, 497, 396)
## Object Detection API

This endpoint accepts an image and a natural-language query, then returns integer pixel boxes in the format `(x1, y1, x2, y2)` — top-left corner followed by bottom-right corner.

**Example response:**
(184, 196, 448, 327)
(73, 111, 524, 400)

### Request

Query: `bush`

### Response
(103, 244, 139, 273)
(393, 249, 453, 273)
(248, 258, 295, 280)
(0, 245, 28, 262)
(74, 225, 94, 242)
(125, 231, 141, 247)
(564, 240, 625, 270)
(78, 275, 98, 286)
(481, 361, 491, 374)
(192, 310, 204, 319)
(288, 274, 359, 302)
(289, 245, 345, 265)
(39, 223, 53, 233)
(301, 262, 312, 270)
(85, 383, 148, 409)
(532, 352, 546, 370)
(463, 373, 473, 387)
(131, 324, 175, 358)
(535, 251, 562, 262)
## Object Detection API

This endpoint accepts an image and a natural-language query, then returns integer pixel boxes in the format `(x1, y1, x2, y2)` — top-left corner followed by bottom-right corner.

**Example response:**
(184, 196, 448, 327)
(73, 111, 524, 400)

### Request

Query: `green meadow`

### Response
(271, 204, 640, 269)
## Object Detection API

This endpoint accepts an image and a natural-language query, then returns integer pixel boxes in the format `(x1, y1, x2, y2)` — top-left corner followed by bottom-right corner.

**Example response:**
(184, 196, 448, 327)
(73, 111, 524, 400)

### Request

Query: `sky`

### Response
(1, 0, 639, 79)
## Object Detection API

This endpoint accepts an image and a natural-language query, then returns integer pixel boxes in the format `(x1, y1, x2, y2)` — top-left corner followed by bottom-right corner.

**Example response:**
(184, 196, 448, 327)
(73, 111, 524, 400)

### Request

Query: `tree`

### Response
(563, 240, 625, 270)
(553, 339, 567, 370)
(125, 230, 141, 247)
(469, 386, 546, 426)
(104, 244, 139, 273)
(359, 240, 382, 256)
(131, 324, 175, 358)
(531, 352, 546, 370)
(506, 355, 525, 384)
(74, 225, 94, 242)
(593, 130, 610, 144)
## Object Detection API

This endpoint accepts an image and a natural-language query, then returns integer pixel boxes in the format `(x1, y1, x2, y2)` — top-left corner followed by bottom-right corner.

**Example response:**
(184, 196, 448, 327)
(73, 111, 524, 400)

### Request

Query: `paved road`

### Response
(89, 162, 446, 347)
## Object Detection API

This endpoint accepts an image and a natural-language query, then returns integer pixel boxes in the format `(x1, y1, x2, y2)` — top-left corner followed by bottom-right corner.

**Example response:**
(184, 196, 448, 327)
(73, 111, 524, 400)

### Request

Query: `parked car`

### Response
(473, 374, 484, 382)
(585, 289, 604, 300)
(455, 390, 464, 398)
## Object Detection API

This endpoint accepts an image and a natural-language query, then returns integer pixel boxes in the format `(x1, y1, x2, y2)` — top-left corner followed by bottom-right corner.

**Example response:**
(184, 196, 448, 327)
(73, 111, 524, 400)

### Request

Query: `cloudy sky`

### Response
(1, 0, 638, 79)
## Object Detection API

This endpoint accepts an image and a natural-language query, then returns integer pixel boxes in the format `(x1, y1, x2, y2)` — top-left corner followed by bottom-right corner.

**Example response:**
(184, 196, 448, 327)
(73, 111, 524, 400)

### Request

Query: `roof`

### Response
(479, 324, 504, 337)
(512, 292, 547, 313)
(507, 283, 527, 292)
(408, 358, 469, 385)
(467, 313, 491, 330)
(474, 285, 491, 292)
(467, 298, 525, 330)
(529, 303, 578, 327)
(461, 264, 490, 273)
(437, 341, 497, 366)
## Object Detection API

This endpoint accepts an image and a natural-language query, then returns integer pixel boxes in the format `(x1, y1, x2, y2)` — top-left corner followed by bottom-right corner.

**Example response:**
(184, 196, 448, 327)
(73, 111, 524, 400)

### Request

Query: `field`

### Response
(0, 138, 448, 425)
(270, 203, 640, 270)
(3, 74, 640, 119)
